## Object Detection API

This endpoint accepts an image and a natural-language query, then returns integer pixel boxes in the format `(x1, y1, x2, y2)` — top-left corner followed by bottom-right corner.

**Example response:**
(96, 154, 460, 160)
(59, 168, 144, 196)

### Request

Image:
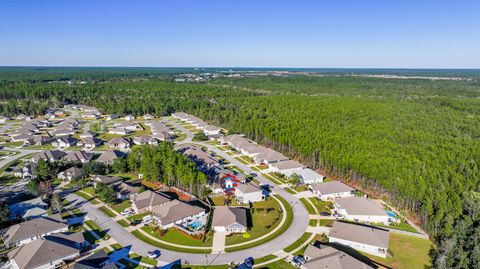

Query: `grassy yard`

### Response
(365, 233, 433, 269)
(375, 221, 419, 233)
(209, 195, 241, 206)
(0, 174, 18, 186)
(99, 206, 117, 217)
(254, 254, 277, 264)
(225, 195, 293, 252)
(235, 156, 250, 165)
(111, 200, 132, 213)
(259, 259, 296, 269)
(131, 230, 211, 254)
(225, 198, 282, 245)
(84, 220, 110, 240)
(308, 197, 332, 213)
(262, 173, 281, 185)
(127, 211, 151, 221)
(128, 252, 158, 266)
(117, 219, 130, 227)
(299, 198, 317, 214)
(283, 187, 297, 194)
(309, 219, 317, 226)
(319, 219, 334, 227)
(283, 232, 312, 253)
(268, 173, 287, 183)
(141, 226, 212, 247)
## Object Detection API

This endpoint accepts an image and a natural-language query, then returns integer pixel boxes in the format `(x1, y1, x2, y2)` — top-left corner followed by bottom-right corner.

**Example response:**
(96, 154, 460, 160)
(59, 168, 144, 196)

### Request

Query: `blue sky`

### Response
(0, 0, 479, 68)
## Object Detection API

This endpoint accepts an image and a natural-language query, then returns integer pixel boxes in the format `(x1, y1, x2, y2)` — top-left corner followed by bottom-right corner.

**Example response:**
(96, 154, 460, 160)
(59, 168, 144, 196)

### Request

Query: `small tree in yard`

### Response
(35, 159, 54, 181)
(193, 132, 208, 141)
(112, 158, 129, 173)
(0, 202, 9, 225)
(290, 173, 301, 188)
(50, 193, 63, 213)
(95, 182, 116, 204)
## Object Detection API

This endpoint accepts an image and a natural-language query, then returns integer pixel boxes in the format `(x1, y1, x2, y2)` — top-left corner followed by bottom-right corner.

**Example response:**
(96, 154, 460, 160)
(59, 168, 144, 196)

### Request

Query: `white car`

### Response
(147, 250, 159, 258)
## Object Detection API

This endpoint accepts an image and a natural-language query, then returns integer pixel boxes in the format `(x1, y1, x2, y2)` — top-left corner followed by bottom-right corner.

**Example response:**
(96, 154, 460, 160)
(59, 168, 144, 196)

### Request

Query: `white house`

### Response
(106, 114, 120, 121)
(53, 136, 78, 148)
(151, 199, 207, 229)
(143, 114, 154, 120)
(212, 206, 248, 235)
(0, 116, 8, 124)
(202, 125, 221, 137)
(333, 196, 390, 225)
(269, 160, 305, 176)
(108, 127, 131, 135)
(329, 221, 390, 258)
(293, 168, 324, 184)
(309, 181, 355, 201)
(125, 115, 135, 121)
(235, 183, 264, 204)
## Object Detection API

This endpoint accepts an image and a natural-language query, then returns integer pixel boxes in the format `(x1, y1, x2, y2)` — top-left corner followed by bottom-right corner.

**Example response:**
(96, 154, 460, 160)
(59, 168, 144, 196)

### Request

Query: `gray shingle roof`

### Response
(212, 206, 248, 228)
(310, 181, 355, 195)
(303, 244, 373, 269)
(1, 214, 67, 245)
(329, 221, 390, 249)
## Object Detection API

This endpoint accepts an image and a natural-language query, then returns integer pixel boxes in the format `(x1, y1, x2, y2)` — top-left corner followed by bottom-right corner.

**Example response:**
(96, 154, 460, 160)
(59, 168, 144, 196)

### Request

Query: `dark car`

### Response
(291, 255, 306, 267)
(320, 211, 331, 216)
(249, 172, 257, 177)
(130, 219, 141, 226)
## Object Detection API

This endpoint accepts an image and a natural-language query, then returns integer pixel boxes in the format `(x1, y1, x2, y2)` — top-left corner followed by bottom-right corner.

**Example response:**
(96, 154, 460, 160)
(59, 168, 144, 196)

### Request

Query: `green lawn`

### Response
(309, 219, 317, 226)
(235, 156, 250, 165)
(262, 173, 281, 185)
(131, 230, 211, 254)
(283, 232, 312, 253)
(299, 198, 317, 214)
(127, 212, 151, 221)
(259, 259, 296, 269)
(225, 195, 293, 252)
(0, 175, 18, 186)
(364, 233, 433, 269)
(141, 226, 212, 247)
(283, 187, 297, 194)
(84, 220, 110, 240)
(111, 243, 123, 250)
(254, 254, 277, 264)
(375, 221, 419, 233)
(73, 190, 99, 204)
(129, 252, 158, 266)
(99, 206, 117, 217)
(117, 219, 130, 227)
(319, 219, 334, 227)
(111, 200, 132, 213)
(308, 197, 332, 213)
(225, 198, 282, 245)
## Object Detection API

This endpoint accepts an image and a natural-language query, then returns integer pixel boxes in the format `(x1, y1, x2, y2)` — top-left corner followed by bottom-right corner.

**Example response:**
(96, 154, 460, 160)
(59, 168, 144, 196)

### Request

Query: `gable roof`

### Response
(303, 244, 373, 269)
(271, 160, 305, 170)
(212, 206, 248, 228)
(92, 175, 122, 185)
(151, 199, 206, 226)
(310, 181, 355, 195)
(97, 150, 126, 163)
(9, 197, 48, 220)
(133, 190, 171, 211)
(8, 232, 83, 269)
(62, 151, 93, 162)
(329, 221, 390, 249)
(32, 150, 67, 162)
(334, 196, 388, 217)
(73, 249, 114, 269)
(236, 183, 262, 194)
(1, 214, 67, 245)
(256, 148, 288, 162)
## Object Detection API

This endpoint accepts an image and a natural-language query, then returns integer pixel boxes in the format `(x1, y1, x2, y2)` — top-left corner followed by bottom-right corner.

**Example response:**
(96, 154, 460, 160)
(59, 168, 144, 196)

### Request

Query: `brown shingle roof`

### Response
(1, 214, 67, 245)
(329, 221, 390, 249)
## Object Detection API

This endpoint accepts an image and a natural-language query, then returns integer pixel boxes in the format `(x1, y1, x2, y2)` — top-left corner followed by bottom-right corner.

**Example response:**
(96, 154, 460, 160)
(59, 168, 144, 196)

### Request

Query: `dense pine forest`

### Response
(1, 68, 480, 267)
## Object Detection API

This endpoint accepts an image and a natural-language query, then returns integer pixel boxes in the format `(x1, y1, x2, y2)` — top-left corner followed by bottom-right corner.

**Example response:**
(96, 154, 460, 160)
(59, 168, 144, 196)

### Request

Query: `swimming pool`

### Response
(189, 220, 203, 229)
(386, 210, 396, 218)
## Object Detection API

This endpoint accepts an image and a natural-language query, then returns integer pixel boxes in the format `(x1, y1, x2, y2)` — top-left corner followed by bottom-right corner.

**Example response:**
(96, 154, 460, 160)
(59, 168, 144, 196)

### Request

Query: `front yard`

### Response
(141, 226, 212, 247)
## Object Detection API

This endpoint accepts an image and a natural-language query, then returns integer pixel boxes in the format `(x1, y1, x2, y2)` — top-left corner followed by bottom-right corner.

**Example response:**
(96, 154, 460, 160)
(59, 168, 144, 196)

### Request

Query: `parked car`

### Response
(147, 250, 160, 258)
(244, 257, 254, 267)
(290, 255, 306, 267)
(333, 213, 343, 218)
(130, 219, 141, 226)
(320, 211, 331, 216)
(121, 209, 134, 216)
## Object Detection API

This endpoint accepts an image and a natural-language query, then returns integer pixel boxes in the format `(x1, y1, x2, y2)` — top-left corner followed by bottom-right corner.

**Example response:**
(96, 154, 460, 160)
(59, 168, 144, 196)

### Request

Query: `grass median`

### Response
(283, 232, 312, 253)
(131, 230, 212, 254)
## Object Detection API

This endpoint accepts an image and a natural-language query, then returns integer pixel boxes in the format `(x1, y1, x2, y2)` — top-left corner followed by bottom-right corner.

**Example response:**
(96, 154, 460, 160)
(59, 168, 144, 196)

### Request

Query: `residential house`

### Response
(202, 125, 221, 137)
(303, 244, 374, 269)
(152, 131, 173, 142)
(108, 127, 131, 135)
(253, 148, 288, 164)
(113, 182, 140, 200)
(8, 232, 85, 269)
(171, 112, 190, 121)
(77, 137, 103, 149)
(133, 135, 158, 146)
(106, 114, 120, 121)
(11, 133, 33, 142)
(293, 168, 324, 184)
(235, 183, 264, 204)
(329, 221, 390, 258)
(0, 116, 8, 124)
(143, 114, 154, 120)
(309, 181, 355, 201)
(79, 131, 96, 139)
(333, 196, 389, 225)
(178, 144, 219, 170)
(151, 199, 207, 229)
(96, 150, 126, 164)
(62, 150, 93, 163)
(108, 137, 131, 150)
(221, 134, 254, 150)
(53, 136, 78, 148)
(32, 150, 66, 163)
(124, 115, 135, 121)
(13, 163, 37, 179)
(269, 160, 305, 176)
(82, 113, 100, 120)
(91, 175, 122, 187)
(212, 206, 248, 234)
(9, 197, 48, 221)
(1, 214, 68, 248)
(50, 128, 75, 137)
(73, 249, 117, 269)
(131, 190, 171, 214)
(23, 135, 54, 147)
(58, 167, 85, 181)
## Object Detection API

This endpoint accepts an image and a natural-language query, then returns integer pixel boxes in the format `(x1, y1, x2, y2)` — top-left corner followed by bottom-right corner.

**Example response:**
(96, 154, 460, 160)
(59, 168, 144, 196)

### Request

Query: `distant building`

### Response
(303, 244, 373, 269)
(131, 190, 171, 214)
(92, 175, 123, 187)
(333, 196, 389, 225)
(58, 167, 85, 181)
(108, 137, 131, 150)
(293, 168, 324, 184)
(96, 150, 126, 164)
(32, 150, 66, 163)
(62, 150, 93, 163)
(235, 183, 264, 204)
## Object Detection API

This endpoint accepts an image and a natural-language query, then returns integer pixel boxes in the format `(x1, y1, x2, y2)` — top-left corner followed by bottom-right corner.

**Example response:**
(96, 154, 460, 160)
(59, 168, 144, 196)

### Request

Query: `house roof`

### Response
(236, 183, 262, 194)
(92, 175, 122, 185)
(271, 160, 305, 170)
(329, 221, 390, 249)
(73, 249, 115, 269)
(212, 206, 248, 228)
(33, 150, 66, 162)
(256, 148, 288, 162)
(133, 190, 171, 211)
(296, 168, 324, 181)
(334, 196, 387, 217)
(1, 214, 67, 245)
(108, 137, 130, 145)
(303, 244, 373, 269)
(113, 182, 140, 195)
(224, 134, 255, 149)
(97, 150, 125, 163)
(310, 181, 355, 195)
(62, 151, 93, 162)
(8, 232, 83, 269)
(152, 199, 206, 226)
(59, 167, 84, 178)
(9, 197, 48, 220)
(57, 136, 78, 144)
(178, 145, 218, 166)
